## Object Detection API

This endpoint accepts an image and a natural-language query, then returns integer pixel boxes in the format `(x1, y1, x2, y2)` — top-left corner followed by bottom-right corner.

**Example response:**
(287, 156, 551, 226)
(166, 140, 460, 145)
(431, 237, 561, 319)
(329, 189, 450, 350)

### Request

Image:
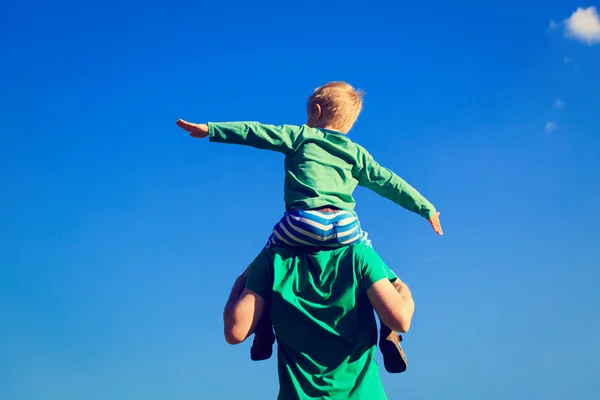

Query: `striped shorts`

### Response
(266, 209, 372, 248)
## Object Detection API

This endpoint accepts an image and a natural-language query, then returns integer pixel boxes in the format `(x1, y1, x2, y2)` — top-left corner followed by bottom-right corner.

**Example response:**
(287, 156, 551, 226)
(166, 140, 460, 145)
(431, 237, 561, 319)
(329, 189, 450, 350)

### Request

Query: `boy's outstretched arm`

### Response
(176, 119, 301, 154)
(355, 147, 443, 235)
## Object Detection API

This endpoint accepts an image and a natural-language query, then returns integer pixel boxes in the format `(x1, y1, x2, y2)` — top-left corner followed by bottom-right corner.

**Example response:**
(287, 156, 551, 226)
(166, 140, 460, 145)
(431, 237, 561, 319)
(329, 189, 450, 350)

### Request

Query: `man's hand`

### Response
(176, 119, 209, 138)
(428, 212, 443, 235)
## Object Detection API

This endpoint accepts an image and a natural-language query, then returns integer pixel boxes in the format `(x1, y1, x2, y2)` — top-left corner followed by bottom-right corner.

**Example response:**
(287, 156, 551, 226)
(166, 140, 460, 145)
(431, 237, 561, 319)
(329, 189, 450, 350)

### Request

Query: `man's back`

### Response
(246, 242, 396, 399)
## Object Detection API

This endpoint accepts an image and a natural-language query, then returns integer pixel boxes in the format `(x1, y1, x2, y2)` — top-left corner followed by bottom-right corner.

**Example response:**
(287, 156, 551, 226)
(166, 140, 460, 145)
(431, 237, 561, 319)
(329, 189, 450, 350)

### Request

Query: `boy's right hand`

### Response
(176, 119, 209, 138)
(428, 212, 443, 235)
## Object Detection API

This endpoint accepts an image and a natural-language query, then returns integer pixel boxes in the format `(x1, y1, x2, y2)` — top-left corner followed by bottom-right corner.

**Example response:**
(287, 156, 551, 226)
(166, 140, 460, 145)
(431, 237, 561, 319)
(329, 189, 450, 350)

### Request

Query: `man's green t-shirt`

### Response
(246, 242, 397, 400)
(208, 122, 436, 218)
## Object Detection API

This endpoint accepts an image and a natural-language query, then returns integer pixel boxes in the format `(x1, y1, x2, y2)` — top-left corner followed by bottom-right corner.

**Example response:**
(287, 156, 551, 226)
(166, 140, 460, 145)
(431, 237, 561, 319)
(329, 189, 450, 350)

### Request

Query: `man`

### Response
(223, 242, 415, 399)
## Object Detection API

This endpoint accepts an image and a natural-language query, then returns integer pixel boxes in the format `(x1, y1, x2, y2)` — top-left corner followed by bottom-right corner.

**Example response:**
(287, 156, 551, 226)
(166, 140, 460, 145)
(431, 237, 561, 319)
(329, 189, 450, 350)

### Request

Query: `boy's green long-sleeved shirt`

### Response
(208, 122, 436, 219)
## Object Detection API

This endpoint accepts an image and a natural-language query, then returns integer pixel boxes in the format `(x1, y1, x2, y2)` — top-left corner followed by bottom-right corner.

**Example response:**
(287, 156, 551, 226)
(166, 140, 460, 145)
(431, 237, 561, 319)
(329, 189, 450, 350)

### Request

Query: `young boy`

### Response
(176, 81, 443, 373)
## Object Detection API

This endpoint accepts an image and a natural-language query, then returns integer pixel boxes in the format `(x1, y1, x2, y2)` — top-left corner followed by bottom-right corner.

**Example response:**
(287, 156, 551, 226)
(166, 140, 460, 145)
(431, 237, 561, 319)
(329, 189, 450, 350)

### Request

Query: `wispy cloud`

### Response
(544, 121, 558, 133)
(553, 98, 565, 109)
(564, 6, 600, 44)
(547, 19, 560, 32)
(563, 56, 578, 71)
(421, 255, 454, 263)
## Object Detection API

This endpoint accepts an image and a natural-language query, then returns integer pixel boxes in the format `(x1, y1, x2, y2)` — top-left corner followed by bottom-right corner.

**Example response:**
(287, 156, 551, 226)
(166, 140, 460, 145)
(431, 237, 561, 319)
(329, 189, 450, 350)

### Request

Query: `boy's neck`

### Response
(307, 122, 344, 133)
(321, 125, 339, 132)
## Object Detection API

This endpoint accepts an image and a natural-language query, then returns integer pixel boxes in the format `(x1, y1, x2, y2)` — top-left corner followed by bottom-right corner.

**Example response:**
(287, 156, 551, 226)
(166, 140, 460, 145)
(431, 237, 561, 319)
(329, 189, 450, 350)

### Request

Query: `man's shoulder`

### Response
(264, 245, 361, 270)
(347, 242, 374, 260)
(313, 243, 377, 276)
(262, 243, 379, 269)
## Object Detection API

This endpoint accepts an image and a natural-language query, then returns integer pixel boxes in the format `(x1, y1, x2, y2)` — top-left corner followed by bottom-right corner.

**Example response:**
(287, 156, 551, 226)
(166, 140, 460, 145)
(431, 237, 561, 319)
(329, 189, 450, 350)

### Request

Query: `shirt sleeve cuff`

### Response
(424, 207, 437, 219)
(207, 122, 217, 141)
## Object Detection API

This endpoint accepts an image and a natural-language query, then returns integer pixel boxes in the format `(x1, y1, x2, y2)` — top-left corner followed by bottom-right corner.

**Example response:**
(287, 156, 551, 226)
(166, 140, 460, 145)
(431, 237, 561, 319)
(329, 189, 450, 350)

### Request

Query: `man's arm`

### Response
(367, 278, 415, 333)
(223, 271, 265, 345)
(355, 147, 443, 235)
(223, 250, 272, 345)
(358, 245, 415, 332)
(176, 119, 302, 155)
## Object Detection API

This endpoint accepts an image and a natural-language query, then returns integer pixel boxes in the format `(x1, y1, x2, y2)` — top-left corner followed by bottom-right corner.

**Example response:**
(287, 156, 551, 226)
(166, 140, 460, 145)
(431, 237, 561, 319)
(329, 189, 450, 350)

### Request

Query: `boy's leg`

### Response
(247, 245, 275, 361)
(379, 320, 408, 373)
(270, 208, 364, 248)
(378, 277, 408, 373)
(250, 303, 276, 361)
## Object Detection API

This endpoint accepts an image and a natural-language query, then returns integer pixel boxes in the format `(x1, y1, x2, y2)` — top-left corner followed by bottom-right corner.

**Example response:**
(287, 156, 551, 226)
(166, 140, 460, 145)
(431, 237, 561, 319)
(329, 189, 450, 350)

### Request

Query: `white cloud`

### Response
(553, 98, 565, 108)
(564, 6, 600, 44)
(545, 121, 558, 133)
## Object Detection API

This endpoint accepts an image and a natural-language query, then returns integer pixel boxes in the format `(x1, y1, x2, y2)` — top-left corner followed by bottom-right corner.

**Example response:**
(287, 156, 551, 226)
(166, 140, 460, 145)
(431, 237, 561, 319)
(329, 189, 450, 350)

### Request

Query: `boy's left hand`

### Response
(176, 119, 209, 138)
(428, 212, 443, 235)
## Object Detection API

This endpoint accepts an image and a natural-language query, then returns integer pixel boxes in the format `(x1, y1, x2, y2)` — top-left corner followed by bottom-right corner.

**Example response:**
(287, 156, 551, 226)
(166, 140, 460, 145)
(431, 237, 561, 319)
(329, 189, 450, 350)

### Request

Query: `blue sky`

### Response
(1, 1, 599, 399)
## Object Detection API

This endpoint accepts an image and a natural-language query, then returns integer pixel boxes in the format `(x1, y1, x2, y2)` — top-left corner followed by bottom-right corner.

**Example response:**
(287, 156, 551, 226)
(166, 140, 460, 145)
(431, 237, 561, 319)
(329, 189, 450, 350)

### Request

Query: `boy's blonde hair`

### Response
(307, 81, 364, 133)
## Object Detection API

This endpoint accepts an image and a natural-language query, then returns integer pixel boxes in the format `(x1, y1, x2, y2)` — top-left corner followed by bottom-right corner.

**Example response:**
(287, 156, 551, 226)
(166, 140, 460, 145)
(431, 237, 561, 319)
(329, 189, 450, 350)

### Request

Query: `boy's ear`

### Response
(313, 103, 323, 120)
